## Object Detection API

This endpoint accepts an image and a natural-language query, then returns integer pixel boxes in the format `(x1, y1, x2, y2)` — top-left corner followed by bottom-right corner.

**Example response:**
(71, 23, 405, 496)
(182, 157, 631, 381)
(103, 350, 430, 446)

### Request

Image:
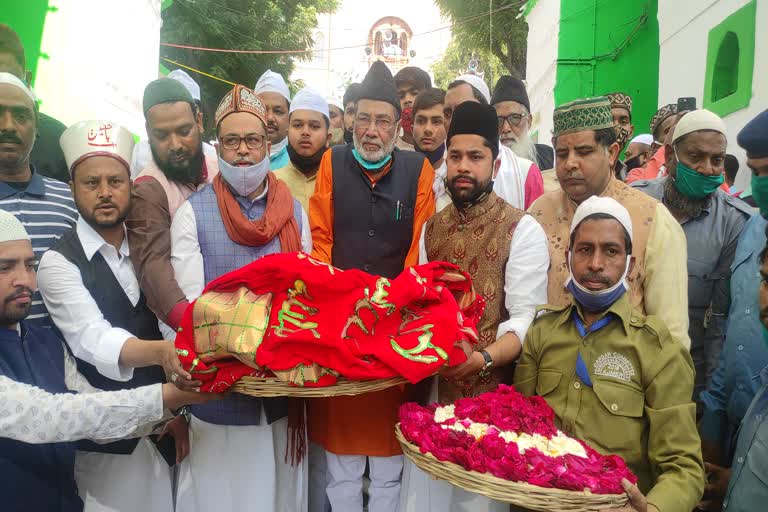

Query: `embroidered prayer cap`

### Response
(672, 109, 726, 144)
(605, 91, 633, 115)
(737, 109, 768, 158)
(454, 73, 491, 104)
(142, 77, 194, 115)
(490, 75, 530, 112)
(167, 69, 201, 101)
(358, 61, 401, 117)
(214, 84, 267, 129)
(649, 103, 677, 136)
(343, 82, 362, 107)
(0, 209, 30, 243)
(447, 101, 500, 159)
(0, 71, 35, 104)
(394, 66, 432, 90)
(60, 120, 134, 176)
(571, 196, 633, 243)
(290, 87, 330, 121)
(552, 96, 614, 137)
(629, 134, 654, 146)
(253, 69, 291, 103)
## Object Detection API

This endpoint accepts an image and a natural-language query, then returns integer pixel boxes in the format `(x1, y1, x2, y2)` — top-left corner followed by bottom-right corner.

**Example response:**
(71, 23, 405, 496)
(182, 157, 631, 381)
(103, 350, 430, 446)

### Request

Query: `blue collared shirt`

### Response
(700, 215, 768, 455)
(723, 366, 768, 510)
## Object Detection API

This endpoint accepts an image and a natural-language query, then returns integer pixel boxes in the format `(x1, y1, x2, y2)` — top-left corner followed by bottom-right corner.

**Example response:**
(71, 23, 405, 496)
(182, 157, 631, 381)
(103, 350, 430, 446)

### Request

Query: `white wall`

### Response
(658, 0, 767, 191)
(524, 0, 560, 144)
(291, 0, 452, 100)
(33, 0, 162, 137)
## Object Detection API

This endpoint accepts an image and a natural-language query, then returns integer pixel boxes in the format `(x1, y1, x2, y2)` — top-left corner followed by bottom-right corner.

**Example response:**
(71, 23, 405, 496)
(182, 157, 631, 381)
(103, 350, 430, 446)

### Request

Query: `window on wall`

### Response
(703, 0, 756, 116)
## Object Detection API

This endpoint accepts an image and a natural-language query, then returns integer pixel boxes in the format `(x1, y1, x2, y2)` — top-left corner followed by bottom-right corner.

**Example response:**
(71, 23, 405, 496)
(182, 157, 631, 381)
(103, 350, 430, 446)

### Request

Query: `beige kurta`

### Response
(527, 176, 691, 349)
(273, 161, 317, 212)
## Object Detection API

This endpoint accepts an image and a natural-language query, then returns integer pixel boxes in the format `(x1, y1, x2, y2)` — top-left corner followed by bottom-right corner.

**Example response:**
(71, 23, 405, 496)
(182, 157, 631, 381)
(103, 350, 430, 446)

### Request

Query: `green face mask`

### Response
(673, 149, 724, 199)
(752, 174, 768, 218)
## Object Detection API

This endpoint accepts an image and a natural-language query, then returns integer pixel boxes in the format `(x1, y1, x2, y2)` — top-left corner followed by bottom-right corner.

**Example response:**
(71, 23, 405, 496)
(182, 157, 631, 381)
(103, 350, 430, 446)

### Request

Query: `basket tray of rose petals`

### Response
(396, 385, 636, 511)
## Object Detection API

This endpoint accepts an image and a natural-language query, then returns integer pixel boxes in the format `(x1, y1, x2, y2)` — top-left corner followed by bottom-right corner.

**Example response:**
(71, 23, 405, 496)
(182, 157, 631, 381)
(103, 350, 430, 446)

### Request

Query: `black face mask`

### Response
(415, 142, 446, 166)
(343, 129, 354, 144)
(287, 143, 326, 174)
(625, 155, 643, 171)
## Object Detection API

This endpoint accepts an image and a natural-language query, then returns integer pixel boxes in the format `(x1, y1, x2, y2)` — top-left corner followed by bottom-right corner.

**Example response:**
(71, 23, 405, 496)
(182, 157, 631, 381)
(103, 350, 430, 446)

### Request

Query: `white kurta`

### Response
(171, 186, 311, 512)
(404, 214, 550, 511)
(37, 218, 174, 512)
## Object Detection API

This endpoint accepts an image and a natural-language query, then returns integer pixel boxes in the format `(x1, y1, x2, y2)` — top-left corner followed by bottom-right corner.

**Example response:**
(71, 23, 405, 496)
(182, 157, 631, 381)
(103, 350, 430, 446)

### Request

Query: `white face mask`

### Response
(217, 154, 270, 197)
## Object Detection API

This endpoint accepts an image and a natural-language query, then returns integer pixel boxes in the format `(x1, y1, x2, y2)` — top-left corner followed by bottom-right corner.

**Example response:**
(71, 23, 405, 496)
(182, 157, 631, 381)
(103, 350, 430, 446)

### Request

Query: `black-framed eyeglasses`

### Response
(497, 113, 528, 129)
(219, 134, 265, 150)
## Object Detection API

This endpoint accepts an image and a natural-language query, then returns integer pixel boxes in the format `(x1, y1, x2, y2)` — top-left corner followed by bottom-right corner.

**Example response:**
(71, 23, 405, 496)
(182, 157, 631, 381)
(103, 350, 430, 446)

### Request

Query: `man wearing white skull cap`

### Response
(274, 87, 331, 211)
(0, 72, 77, 326)
(0, 207, 214, 512)
(254, 69, 292, 169)
(36, 120, 199, 511)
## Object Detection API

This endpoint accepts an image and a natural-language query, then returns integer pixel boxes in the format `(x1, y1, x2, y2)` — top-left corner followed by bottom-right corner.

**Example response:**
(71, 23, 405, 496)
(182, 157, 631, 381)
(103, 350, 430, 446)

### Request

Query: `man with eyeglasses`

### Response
(170, 84, 311, 512)
(490, 75, 554, 171)
(308, 60, 435, 512)
(126, 78, 219, 340)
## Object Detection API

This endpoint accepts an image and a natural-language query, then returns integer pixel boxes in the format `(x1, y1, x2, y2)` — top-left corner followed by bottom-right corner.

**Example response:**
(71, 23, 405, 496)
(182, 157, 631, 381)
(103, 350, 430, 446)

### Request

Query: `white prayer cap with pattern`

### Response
(254, 69, 291, 102)
(0, 210, 30, 244)
(570, 196, 633, 243)
(60, 120, 135, 176)
(672, 109, 727, 143)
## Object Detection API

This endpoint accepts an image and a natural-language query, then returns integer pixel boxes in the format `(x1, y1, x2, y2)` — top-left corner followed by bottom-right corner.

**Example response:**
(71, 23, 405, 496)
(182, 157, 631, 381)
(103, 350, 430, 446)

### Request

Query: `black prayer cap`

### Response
(343, 82, 362, 108)
(737, 109, 768, 158)
(491, 75, 530, 112)
(447, 101, 499, 160)
(358, 61, 401, 117)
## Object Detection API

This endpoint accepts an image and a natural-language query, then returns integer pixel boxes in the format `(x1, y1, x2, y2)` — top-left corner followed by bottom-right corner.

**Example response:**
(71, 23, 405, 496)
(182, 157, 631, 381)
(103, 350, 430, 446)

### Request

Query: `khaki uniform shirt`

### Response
(514, 294, 704, 512)
(273, 161, 317, 213)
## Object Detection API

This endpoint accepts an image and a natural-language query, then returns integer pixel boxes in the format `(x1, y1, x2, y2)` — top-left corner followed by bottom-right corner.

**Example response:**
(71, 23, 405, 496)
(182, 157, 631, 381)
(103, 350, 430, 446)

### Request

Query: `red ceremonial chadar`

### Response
(174, 252, 482, 392)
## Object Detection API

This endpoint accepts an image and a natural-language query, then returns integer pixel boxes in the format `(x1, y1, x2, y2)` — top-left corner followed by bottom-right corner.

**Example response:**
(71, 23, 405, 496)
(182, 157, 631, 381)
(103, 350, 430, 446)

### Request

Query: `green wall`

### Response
(555, 0, 660, 136)
(0, 0, 51, 85)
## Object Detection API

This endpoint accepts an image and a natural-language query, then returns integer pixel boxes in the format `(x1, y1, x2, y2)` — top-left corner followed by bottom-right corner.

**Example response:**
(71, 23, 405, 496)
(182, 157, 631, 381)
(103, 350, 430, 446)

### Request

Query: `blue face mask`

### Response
(352, 148, 392, 171)
(566, 254, 631, 312)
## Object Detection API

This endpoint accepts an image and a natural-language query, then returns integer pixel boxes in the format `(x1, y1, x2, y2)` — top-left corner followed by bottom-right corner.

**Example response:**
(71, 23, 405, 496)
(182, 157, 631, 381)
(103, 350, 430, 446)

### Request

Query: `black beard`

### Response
(663, 177, 711, 219)
(343, 129, 354, 144)
(446, 175, 493, 210)
(287, 143, 325, 175)
(150, 141, 205, 185)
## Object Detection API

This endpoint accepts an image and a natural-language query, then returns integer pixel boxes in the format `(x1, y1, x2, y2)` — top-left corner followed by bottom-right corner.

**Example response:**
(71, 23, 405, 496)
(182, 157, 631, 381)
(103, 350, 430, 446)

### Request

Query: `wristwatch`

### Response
(477, 350, 494, 382)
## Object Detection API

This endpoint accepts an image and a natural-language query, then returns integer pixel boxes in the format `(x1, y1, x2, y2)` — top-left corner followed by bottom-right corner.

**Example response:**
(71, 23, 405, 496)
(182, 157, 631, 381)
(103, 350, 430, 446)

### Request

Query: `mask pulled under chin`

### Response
(217, 155, 270, 197)
(287, 143, 326, 173)
(565, 254, 631, 312)
(270, 136, 288, 157)
(416, 142, 446, 166)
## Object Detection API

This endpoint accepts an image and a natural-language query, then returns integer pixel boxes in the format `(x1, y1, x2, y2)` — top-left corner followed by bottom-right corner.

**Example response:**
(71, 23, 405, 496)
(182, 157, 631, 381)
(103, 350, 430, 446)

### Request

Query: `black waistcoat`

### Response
(331, 145, 423, 278)
(0, 323, 82, 512)
(51, 229, 165, 454)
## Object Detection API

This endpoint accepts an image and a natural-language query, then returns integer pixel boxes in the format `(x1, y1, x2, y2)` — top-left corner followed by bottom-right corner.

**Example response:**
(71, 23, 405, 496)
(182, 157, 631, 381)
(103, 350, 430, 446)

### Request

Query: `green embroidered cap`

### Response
(553, 96, 614, 137)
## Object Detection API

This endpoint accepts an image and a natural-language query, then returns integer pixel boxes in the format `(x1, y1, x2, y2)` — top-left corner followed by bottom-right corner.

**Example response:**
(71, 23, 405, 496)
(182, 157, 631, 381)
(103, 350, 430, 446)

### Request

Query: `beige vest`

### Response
(528, 177, 659, 314)
(135, 151, 219, 217)
(425, 192, 525, 402)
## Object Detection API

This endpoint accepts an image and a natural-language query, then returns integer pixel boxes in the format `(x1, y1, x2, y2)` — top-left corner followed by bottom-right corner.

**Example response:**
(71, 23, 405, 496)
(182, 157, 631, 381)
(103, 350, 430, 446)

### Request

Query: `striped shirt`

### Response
(0, 169, 77, 324)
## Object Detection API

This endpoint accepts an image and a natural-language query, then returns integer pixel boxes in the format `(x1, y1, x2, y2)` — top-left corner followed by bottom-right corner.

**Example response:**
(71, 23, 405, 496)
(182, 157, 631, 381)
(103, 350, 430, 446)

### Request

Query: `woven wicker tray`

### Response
(231, 376, 408, 397)
(396, 424, 629, 511)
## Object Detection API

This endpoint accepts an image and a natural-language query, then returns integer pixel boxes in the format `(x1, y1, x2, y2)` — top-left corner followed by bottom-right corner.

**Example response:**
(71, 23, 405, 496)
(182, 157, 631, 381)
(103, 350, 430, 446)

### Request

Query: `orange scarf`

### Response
(213, 172, 302, 251)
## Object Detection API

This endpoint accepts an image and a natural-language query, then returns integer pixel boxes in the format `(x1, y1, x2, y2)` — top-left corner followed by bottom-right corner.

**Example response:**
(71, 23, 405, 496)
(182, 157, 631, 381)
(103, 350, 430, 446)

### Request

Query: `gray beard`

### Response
(352, 132, 397, 170)
(663, 177, 711, 219)
(502, 134, 538, 164)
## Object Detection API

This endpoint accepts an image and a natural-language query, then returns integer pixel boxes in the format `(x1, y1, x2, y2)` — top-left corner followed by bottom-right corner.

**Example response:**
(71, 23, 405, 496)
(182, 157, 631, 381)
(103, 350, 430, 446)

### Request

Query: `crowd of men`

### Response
(1, 21, 767, 512)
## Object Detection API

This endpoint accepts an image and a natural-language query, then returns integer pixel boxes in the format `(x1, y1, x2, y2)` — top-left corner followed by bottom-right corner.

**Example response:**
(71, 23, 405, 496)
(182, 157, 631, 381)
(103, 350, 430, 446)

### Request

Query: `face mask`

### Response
(401, 107, 414, 135)
(217, 154, 270, 197)
(416, 142, 446, 166)
(287, 143, 326, 174)
(566, 254, 631, 312)
(752, 174, 768, 218)
(625, 155, 643, 172)
(763, 326, 768, 350)
(673, 149, 724, 199)
(352, 148, 392, 171)
(270, 137, 288, 158)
